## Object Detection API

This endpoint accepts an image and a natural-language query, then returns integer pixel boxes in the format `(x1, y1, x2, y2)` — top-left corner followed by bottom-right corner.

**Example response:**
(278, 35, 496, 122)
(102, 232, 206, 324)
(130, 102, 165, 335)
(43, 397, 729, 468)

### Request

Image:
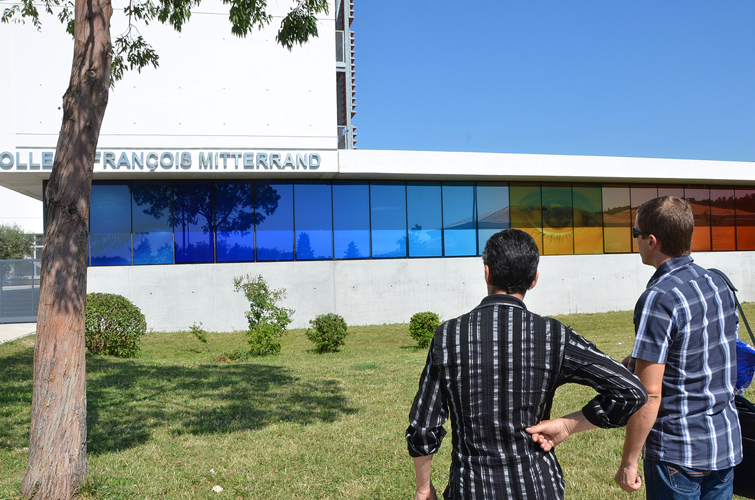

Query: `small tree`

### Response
(409, 312, 441, 349)
(306, 313, 348, 353)
(233, 274, 294, 356)
(0, 223, 34, 259)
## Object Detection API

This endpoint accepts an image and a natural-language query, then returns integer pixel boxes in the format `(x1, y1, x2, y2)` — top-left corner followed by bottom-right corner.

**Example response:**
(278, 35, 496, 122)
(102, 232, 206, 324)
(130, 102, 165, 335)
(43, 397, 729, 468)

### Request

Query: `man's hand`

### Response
(414, 482, 437, 500)
(526, 418, 575, 452)
(621, 355, 636, 373)
(615, 461, 642, 493)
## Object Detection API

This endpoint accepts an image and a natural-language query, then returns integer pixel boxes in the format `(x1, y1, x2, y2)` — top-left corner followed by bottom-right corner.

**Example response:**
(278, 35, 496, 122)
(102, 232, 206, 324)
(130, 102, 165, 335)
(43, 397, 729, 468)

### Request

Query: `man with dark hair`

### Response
(615, 196, 742, 499)
(406, 229, 647, 500)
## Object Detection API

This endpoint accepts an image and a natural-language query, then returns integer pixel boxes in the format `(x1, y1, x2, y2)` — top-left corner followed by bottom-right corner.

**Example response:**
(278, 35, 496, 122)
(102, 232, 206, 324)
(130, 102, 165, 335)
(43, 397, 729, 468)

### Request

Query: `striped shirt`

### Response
(632, 255, 742, 470)
(406, 294, 647, 500)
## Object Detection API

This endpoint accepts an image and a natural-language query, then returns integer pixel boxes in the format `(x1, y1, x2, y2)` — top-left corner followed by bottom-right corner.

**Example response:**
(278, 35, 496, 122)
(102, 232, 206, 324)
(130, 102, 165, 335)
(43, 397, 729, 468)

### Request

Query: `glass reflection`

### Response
(295, 182, 333, 260)
(215, 181, 256, 262)
(442, 183, 476, 256)
(174, 181, 214, 263)
(255, 182, 292, 261)
(736, 188, 755, 251)
(685, 187, 711, 252)
(370, 183, 407, 258)
(90, 183, 132, 266)
(407, 183, 442, 257)
(510, 183, 543, 254)
(542, 185, 573, 255)
(132, 182, 174, 265)
(630, 186, 658, 252)
(573, 185, 603, 255)
(333, 182, 370, 259)
(476, 183, 509, 254)
(602, 185, 631, 253)
(711, 188, 735, 251)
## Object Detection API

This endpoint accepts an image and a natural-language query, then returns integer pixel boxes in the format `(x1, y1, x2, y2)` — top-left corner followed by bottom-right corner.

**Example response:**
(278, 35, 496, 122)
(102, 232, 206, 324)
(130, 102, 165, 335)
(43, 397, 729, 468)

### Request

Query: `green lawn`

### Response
(2, 306, 754, 499)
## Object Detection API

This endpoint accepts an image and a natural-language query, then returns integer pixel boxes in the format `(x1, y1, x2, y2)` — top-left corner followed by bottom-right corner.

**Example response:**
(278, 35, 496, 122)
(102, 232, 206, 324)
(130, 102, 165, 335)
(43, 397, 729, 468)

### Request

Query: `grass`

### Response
(2, 306, 755, 499)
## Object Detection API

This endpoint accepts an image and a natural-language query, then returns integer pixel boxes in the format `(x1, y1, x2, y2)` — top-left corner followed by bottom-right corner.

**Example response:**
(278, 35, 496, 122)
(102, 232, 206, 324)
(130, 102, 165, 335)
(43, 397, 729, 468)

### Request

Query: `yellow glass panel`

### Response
(604, 227, 631, 253)
(575, 227, 604, 254)
(543, 228, 574, 255)
(518, 227, 543, 255)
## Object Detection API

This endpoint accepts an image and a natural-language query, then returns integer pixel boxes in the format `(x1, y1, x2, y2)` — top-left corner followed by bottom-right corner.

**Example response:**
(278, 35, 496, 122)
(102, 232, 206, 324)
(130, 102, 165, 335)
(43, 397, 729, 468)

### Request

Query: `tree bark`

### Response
(20, 0, 112, 497)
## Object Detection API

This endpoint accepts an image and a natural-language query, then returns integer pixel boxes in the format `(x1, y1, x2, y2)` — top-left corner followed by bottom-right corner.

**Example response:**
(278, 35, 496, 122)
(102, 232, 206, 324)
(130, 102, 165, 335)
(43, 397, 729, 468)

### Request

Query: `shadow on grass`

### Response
(86, 357, 357, 455)
(1, 345, 357, 456)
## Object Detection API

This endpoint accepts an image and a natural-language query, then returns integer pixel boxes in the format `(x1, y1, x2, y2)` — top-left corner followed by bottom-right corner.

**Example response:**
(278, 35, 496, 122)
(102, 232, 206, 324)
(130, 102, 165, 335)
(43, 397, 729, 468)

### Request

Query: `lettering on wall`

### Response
(0, 150, 323, 172)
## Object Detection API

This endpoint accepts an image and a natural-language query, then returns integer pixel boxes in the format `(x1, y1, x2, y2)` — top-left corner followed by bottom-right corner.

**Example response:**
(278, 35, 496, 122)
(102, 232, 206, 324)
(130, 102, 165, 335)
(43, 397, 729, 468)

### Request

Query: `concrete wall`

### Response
(86, 251, 755, 332)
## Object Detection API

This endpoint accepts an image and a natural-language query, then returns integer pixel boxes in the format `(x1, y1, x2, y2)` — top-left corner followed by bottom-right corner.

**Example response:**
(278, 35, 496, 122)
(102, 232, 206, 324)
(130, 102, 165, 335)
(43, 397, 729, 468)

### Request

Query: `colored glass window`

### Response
(710, 188, 736, 251)
(333, 182, 370, 259)
(542, 185, 574, 255)
(685, 187, 711, 252)
(572, 185, 603, 255)
(630, 186, 658, 252)
(90, 183, 132, 266)
(294, 182, 333, 260)
(132, 182, 174, 265)
(510, 183, 543, 254)
(255, 182, 294, 261)
(370, 182, 407, 258)
(174, 181, 214, 263)
(215, 181, 255, 262)
(658, 186, 684, 198)
(736, 188, 755, 251)
(602, 185, 631, 253)
(476, 183, 510, 255)
(407, 183, 442, 257)
(442, 183, 476, 257)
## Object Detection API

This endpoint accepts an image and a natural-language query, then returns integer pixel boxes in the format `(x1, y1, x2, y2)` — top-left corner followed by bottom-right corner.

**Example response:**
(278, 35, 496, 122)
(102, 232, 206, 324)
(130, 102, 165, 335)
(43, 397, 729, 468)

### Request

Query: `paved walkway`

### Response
(0, 323, 36, 344)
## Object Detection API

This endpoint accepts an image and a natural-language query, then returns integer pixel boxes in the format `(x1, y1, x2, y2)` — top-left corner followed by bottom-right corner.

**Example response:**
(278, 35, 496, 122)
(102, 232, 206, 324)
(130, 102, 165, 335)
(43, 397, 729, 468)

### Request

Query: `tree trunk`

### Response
(20, 0, 112, 497)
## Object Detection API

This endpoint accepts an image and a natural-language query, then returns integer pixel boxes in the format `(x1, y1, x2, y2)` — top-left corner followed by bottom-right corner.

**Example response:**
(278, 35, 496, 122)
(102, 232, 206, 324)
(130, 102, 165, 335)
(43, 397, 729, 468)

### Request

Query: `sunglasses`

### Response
(632, 227, 653, 239)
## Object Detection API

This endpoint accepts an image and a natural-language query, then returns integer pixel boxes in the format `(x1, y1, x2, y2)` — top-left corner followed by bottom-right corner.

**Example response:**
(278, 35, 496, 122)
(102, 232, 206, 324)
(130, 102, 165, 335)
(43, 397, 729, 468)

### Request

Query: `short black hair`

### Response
(482, 229, 540, 295)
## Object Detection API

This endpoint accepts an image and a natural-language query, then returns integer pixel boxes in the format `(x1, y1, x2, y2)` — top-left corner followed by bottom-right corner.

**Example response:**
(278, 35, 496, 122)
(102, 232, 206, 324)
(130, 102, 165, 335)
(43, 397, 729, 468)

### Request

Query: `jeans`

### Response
(644, 460, 734, 500)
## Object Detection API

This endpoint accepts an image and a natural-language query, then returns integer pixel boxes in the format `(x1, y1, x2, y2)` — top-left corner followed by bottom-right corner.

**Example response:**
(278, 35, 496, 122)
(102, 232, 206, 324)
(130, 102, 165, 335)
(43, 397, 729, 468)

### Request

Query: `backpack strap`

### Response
(708, 268, 755, 347)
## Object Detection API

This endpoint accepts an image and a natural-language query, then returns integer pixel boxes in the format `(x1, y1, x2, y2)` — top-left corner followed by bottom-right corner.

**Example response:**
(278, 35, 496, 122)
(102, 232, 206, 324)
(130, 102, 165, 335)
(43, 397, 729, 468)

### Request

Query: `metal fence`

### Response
(0, 259, 41, 323)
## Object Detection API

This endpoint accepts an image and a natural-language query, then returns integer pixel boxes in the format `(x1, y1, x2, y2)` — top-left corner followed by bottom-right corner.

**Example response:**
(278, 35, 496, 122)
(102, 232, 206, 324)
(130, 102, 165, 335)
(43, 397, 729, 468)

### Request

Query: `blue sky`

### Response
(350, 1, 755, 161)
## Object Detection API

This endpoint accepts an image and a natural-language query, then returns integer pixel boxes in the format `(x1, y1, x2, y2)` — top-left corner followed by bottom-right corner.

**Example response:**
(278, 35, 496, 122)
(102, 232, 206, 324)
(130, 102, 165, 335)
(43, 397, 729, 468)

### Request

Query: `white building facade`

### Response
(2, 0, 755, 329)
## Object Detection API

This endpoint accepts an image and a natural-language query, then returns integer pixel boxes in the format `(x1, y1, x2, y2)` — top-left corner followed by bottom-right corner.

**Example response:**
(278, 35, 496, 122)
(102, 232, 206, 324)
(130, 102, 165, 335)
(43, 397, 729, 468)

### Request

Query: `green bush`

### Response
(409, 312, 440, 348)
(306, 313, 348, 353)
(233, 274, 294, 356)
(85, 293, 147, 358)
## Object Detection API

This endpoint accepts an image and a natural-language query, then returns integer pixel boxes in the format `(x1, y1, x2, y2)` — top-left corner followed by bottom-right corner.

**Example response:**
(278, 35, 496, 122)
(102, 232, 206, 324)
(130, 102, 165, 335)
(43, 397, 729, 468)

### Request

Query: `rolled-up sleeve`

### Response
(406, 342, 448, 457)
(559, 329, 648, 429)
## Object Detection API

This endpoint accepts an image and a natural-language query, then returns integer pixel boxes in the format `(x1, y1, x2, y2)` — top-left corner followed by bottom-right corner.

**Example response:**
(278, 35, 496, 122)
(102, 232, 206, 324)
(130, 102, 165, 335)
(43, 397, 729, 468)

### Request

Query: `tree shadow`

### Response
(1, 345, 357, 455)
(86, 357, 357, 455)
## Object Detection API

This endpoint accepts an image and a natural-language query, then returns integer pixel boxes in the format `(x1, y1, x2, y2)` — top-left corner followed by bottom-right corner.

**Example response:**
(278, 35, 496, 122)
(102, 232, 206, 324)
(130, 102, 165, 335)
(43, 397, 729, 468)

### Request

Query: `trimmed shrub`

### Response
(233, 274, 294, 356)
(409, 311, 440, 348)
(85, 293, 147, 358)
(306, 313, 348, 353)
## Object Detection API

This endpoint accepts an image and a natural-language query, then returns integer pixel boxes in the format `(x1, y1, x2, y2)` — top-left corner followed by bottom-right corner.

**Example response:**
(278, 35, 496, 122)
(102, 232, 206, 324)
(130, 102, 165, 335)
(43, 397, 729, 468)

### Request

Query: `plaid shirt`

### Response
(633, 255, 742, 470)
(407, 294, 646, 500)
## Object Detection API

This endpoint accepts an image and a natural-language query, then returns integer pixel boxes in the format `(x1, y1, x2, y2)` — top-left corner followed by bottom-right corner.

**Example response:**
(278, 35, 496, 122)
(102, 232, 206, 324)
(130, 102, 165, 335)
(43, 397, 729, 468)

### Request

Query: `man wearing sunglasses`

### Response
(616, 196, 742, 499)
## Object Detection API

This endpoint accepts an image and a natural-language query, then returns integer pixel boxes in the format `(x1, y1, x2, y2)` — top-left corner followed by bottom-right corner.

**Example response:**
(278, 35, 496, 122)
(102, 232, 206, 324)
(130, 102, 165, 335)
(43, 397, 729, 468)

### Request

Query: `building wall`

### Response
(87, 251, 755, 331)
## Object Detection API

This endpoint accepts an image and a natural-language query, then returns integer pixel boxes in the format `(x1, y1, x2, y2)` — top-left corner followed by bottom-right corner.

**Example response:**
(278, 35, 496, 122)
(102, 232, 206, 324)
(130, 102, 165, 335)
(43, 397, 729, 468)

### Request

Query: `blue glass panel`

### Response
(295, 182, 333, 260)
(256, 182, 293, 261)
(215, 181, 256, 262)
(443, 183, 476, 256)
(132, 182, 174, 265)
(90, 183, 132, 266)
(476, 183, 510, 254)
(407, 183, 442, 257)
(333, 182, 370, 259)
(370, 183, 407, 258)
(174, 181, 214, 263)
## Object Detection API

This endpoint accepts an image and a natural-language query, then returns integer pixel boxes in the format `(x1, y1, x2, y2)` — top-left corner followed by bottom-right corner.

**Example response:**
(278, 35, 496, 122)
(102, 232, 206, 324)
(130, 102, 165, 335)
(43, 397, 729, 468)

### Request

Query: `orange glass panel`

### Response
(630, 186, 658, 252)
(575, 227, 604, 254)
(736, 188, 755, 251)
(711, 188, 735, 251)
(602, 185, 630, 253)
(685, 187, 711, 252)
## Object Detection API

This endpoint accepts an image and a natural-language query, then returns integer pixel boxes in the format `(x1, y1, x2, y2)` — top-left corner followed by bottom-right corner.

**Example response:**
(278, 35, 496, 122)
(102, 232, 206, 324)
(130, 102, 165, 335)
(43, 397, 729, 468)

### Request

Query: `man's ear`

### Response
(484, 265, 492, 286)
(528, 271, 539, 291)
